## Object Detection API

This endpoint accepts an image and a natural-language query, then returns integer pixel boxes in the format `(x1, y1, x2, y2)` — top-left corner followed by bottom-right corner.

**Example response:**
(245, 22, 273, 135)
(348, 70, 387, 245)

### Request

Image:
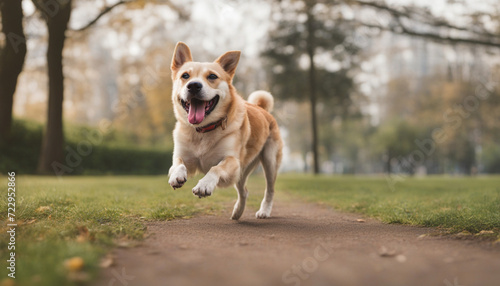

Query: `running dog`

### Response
(168, 42, 283, 220)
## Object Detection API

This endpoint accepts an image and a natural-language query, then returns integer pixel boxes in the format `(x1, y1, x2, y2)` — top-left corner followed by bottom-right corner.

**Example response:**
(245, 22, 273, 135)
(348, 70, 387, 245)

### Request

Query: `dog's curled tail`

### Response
(248, 90, 274, 112)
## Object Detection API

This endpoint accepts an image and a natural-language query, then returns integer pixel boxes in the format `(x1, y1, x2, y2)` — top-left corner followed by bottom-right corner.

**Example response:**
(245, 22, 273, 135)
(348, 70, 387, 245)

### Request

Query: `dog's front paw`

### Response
(255, 209, 271, 219)
(192, 174, 217, 198)
(169, 165, 187, 189)
(256, 202, 272, 219)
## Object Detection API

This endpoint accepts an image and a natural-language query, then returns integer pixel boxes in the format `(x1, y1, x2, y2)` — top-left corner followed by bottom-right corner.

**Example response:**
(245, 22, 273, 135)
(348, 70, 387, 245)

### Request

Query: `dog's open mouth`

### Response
(181, 95, 219, 125)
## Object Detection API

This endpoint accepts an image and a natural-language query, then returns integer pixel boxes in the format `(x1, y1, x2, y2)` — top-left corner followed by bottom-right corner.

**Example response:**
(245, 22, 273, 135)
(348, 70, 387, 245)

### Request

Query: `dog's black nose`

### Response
(187, 81, 202, 93)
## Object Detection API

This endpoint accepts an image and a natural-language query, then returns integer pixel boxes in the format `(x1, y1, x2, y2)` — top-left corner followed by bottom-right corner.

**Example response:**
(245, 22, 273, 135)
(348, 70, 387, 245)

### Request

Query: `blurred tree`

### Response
(482, 145, 500, 173)
(33, 0, 73, 173)
(376, 60, 500, 175)
(426, 76, 499, 175)
(265, 0, 500, 174)
(0, 0, 27, 142)
(371, 120, 421, 174)
(33, 0, 132, 174)
(264, 0, 359, 174)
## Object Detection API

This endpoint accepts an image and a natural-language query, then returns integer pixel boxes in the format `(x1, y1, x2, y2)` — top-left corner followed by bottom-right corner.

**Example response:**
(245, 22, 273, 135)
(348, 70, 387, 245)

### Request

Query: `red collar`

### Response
(196, 116, 228, 133)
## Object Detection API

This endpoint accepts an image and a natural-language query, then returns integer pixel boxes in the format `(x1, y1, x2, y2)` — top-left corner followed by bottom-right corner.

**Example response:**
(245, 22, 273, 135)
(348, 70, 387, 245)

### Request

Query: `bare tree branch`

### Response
(348, 0, 500, 48)
(353, 0, 488, 34)
(71, 0, 131, 32)
(356, 21, 500, 48)
(70, 0, 188, 32)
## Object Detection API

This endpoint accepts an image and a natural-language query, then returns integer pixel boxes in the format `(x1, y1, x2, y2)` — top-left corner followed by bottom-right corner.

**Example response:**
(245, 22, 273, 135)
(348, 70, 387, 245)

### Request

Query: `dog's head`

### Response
(170, 42, 240, 126)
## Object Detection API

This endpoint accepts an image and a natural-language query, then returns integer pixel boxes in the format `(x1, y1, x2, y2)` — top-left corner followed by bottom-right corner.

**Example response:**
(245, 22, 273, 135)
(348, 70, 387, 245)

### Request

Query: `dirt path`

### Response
(97, 199, 500, 286)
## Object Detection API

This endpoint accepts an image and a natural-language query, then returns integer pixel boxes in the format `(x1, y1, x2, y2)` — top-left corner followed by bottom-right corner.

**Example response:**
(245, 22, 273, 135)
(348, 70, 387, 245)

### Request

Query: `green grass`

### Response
(1, 175, 499, 285)
(0, 175, 264, 286)
(276, 174, 500, 234)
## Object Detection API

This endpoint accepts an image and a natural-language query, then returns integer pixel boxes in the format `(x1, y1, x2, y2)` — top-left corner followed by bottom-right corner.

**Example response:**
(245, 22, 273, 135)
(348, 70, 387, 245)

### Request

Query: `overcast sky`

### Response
(21, 0, 498, 59)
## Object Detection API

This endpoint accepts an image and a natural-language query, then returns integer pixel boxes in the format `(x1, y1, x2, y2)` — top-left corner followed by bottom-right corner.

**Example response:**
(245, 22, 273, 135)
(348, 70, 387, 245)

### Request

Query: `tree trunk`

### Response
(0, 0, 27, 141)
(386, 152, 392, 174)
(306, 5, 320, 174)
(36, 0, 72, 174)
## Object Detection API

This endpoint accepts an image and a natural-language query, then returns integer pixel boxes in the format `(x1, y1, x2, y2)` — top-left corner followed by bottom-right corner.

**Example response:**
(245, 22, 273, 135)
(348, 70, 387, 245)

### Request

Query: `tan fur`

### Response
(248, 90, 274, 112)
(168, 42, 283, 220)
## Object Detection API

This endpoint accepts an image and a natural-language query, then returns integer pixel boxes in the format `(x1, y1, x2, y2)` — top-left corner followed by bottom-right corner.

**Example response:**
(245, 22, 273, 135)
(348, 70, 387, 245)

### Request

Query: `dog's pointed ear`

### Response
(171, 42, 193, 72)
(215, 51, 241, 77)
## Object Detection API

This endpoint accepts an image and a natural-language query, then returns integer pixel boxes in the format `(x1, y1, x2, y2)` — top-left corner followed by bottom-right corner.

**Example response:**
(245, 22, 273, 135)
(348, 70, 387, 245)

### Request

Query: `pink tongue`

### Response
(188, 99, 206, 124)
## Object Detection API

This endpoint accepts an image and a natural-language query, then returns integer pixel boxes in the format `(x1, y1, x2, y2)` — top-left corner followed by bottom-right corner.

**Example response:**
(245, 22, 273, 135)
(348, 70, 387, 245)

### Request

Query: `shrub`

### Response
(0, 120, 172, 175)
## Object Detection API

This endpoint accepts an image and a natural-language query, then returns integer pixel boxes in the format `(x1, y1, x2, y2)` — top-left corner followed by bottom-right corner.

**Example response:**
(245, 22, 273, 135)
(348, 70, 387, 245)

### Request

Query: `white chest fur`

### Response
(174, 128, 239, 175)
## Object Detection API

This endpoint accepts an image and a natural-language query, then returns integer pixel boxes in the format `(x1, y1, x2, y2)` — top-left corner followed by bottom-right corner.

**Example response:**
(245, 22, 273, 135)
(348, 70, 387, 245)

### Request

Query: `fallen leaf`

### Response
(476, 230, 494, 236)
(0, 278, 15, 286)
(35, 206, 51, 213)
(64, 257, 84, 272)
(99, 256, 114, 268)
(78, 226, 89, 235)
(76, 226, 90, 242)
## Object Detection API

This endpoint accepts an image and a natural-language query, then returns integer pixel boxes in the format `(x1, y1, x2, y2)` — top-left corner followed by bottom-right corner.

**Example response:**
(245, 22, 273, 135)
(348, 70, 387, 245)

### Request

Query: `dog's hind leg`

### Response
(231, 159, 259, 220)
(256, 137, 282, 219)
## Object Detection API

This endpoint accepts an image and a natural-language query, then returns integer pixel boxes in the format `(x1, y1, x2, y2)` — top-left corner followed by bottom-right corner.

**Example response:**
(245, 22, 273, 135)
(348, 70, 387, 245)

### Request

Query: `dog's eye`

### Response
(207, 74, 218, 80)
(181, 73, 190, 79)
